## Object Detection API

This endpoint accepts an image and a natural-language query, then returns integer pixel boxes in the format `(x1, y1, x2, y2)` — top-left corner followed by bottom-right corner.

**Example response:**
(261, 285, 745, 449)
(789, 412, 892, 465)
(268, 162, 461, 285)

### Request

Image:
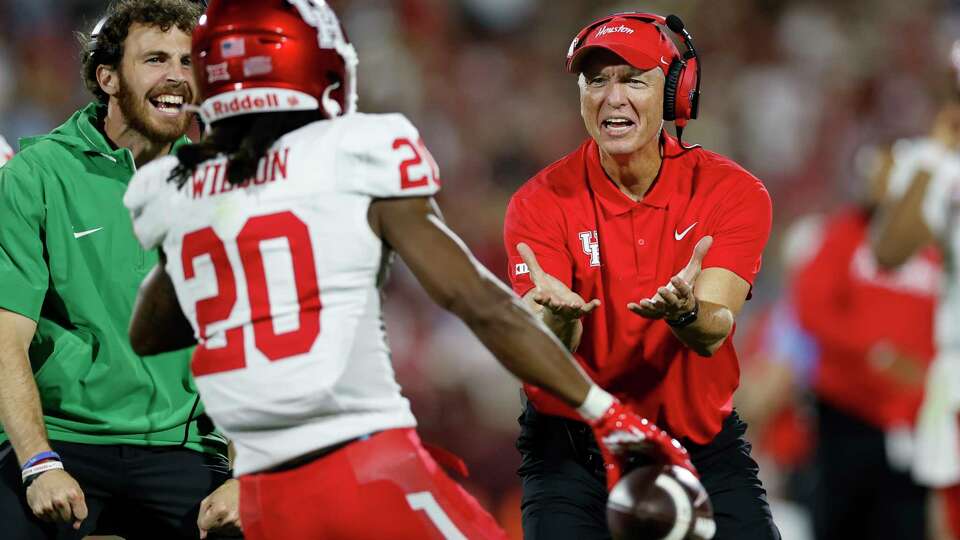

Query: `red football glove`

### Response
(588, 400, 697, 490)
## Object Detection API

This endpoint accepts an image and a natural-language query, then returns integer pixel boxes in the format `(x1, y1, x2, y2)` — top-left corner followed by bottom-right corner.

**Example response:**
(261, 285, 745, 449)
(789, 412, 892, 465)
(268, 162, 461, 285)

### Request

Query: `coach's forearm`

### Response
(670, 300, 733, 357)
(0, 312, 52, 466)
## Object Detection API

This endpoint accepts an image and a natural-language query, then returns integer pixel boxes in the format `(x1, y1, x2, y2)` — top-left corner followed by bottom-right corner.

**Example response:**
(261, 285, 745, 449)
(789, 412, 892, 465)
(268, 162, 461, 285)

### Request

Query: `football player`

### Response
(123, 1, 694, 538)
(872, 98, 960, 538)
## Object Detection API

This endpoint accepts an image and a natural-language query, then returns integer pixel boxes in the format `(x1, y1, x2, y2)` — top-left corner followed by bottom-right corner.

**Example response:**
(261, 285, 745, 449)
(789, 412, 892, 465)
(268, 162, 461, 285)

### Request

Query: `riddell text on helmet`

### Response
(211, 93, 281, 116)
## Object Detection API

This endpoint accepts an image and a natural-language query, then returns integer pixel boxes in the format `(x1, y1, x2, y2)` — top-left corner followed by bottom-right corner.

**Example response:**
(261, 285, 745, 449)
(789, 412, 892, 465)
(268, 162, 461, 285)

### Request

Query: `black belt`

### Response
(266, 435, 363, 473)
(559, 417, 610, 479)
(518, 403, 686, 480)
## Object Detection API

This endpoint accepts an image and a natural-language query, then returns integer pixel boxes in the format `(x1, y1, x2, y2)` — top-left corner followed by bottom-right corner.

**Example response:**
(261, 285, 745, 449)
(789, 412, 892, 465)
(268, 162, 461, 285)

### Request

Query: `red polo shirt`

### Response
(793, 209, 938, 429)
(504, 133, 772, 444)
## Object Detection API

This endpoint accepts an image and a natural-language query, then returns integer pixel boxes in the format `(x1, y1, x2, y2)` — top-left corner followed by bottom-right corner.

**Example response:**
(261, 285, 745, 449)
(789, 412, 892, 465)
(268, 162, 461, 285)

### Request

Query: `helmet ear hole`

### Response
(663, 59, 683, 121)
(321, 81, 343, 118)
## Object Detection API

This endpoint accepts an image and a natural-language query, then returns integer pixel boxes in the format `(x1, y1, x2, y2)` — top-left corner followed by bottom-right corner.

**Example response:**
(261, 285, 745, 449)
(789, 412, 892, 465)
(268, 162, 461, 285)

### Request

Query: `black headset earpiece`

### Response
(88, 16, 108, 59)
(662, 59, 684, 122)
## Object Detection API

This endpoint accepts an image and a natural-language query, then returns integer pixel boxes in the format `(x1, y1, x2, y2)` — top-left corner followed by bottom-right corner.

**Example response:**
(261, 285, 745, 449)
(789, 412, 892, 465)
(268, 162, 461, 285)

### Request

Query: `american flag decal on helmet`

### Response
(220, 37, 245, 58)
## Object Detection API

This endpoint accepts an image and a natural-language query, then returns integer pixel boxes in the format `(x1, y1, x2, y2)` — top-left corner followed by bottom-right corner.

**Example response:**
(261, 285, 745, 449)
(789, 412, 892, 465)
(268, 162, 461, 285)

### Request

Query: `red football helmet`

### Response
(191, 0, 358, 124)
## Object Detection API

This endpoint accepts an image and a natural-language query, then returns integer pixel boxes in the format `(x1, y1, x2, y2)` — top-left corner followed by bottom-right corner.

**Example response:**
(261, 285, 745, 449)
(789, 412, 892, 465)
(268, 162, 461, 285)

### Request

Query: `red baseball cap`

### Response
(566, 15, 681, 75)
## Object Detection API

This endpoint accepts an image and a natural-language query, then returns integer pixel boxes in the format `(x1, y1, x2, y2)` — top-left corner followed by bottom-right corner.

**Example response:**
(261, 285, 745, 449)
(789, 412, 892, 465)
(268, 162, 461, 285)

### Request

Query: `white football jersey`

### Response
(887, 138, 960, 352)
(0, 135, 13, 166)
(125, 113, 440, 475)
(887, 138, 960, 486)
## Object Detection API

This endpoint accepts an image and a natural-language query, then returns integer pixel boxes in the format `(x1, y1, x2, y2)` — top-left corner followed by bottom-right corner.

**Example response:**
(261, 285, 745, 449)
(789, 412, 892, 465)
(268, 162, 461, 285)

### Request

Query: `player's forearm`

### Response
(871, 173, 933, 269)
(377, 199, 592, 407)
(455, 283, 592, 409)
(130, 263, 197, 356)
(0, 323, 52, 465)
(670, 300, 733, 357)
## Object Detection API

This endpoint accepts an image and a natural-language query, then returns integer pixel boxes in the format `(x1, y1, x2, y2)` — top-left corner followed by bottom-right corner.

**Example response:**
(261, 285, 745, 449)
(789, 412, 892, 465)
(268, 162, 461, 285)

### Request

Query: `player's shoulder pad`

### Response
(335, 112, 441, 199)
(124, 155, 180, 250)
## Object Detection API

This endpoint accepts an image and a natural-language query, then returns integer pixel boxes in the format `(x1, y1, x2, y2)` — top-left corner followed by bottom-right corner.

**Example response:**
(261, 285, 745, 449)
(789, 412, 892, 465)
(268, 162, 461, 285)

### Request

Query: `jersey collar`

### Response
(585, 131, 689, 215)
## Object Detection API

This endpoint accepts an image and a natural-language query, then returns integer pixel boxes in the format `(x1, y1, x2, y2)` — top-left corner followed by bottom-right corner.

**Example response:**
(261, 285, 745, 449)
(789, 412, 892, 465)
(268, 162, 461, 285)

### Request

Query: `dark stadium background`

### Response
(1, 0, 956, 538)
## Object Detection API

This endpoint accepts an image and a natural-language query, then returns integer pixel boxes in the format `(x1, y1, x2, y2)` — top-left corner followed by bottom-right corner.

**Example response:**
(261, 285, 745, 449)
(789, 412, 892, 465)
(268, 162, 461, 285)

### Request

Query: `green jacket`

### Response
(0, 103, 224, 454)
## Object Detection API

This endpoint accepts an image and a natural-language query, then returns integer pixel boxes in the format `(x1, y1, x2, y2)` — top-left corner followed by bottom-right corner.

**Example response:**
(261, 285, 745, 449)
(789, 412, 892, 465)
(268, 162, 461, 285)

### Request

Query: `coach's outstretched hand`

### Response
(589, 401, 696, 491)
(629, 236, 713, 320)
(26, 469, 87, 530)
(517, 242, 601, 321)
(198, 478, 242, 539)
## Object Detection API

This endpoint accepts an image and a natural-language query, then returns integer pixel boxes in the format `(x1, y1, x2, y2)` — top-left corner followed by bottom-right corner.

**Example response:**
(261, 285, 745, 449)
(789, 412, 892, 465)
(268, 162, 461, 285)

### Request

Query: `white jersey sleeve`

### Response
(124, 155, 181, 250)
(335, 113, 441, 199)
(0, 135, 13, 166)
(887, 138, 960, 236)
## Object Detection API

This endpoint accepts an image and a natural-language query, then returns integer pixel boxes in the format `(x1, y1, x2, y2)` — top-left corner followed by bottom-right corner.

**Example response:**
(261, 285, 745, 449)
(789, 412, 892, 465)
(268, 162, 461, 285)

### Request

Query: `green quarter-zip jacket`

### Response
(0, 103, 224, 454)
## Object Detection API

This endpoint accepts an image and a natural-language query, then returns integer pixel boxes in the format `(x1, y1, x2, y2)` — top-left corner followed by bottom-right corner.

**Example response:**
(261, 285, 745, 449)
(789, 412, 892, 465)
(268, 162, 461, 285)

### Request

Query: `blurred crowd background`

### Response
(3, 0, 960, 538)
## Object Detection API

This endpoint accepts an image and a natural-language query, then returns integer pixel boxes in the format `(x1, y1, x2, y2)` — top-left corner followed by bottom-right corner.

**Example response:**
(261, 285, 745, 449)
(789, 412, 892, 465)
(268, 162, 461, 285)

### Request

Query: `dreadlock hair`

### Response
(169, 110, 328, 188)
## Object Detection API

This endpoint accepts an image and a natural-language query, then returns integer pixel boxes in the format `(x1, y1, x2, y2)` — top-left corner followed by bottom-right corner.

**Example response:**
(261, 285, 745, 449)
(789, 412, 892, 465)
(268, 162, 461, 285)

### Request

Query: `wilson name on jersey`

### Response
(125, 113, 441, 474)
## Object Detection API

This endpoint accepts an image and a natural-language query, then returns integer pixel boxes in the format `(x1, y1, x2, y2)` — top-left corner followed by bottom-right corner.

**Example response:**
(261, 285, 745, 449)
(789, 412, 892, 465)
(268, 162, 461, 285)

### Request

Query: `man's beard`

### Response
(116, 73, 193, 145)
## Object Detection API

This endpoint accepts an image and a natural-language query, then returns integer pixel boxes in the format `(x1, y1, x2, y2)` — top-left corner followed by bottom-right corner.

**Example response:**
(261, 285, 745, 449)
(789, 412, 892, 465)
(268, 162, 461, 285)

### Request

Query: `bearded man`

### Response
(0, 1, 239, 538)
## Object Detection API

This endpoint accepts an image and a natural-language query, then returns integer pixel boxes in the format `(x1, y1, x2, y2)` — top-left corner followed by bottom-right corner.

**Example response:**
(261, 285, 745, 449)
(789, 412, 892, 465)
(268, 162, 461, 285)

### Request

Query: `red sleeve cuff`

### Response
(701, 259, 760, 287)
(506, 253, 572, 297)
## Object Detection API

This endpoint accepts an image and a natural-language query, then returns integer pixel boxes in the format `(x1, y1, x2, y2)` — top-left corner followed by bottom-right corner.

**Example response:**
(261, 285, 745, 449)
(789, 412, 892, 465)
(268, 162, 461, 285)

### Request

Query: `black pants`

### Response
(517, 403, 781, 540)
(0, 440, 234, 540)
(812, 399, 927, 540)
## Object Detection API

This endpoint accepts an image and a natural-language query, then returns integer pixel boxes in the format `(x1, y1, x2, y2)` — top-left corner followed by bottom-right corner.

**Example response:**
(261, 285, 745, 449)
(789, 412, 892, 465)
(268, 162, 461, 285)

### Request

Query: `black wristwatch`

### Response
(666, 300, 699, 329)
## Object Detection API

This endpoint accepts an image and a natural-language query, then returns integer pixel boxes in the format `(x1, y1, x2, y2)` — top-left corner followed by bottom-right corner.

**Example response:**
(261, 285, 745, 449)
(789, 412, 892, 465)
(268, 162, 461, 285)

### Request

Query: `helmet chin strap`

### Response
(321, 81, 343, 118)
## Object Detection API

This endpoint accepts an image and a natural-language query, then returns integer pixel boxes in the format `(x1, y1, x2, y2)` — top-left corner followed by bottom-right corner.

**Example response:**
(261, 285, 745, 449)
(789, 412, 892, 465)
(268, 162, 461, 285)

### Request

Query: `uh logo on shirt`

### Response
(579, 230, 600, 267)
(512, 230, 601, 277)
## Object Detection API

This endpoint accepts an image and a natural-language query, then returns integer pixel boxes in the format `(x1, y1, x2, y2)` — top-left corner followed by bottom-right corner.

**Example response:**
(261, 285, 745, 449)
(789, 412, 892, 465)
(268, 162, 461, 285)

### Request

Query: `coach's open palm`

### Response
(517, 242, 600, 321)
(629, 236, 713, 320)
(26, 469, 87, 530)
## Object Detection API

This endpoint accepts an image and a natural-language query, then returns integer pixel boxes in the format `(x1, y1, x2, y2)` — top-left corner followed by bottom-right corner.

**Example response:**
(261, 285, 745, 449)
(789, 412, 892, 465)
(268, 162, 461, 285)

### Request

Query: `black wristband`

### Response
(666, 299, 699, 328)
(20, 459, 64, 490)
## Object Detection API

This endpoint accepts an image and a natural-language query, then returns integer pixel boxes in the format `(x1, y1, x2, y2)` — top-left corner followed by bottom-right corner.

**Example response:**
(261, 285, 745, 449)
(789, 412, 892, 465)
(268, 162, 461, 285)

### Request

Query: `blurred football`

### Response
(606, 464, 716, 540)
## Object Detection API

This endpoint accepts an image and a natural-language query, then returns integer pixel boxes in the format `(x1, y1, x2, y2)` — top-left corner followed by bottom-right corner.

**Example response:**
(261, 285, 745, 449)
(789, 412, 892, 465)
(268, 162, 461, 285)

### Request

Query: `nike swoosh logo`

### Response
(674, 222, 697, 241)
(660, 56, 670, 66)
(73, 227, 104, 239)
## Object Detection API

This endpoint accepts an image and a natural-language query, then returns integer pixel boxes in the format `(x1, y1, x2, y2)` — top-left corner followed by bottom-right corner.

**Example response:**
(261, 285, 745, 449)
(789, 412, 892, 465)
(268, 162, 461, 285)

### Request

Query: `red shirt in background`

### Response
(503, 133, 772, 444)
(793, 209, 939, 428)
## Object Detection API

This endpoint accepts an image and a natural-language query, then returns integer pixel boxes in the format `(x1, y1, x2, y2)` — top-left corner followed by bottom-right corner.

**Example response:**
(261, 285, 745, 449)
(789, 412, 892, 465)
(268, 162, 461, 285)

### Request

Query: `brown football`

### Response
(606, 464, 716, 540)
